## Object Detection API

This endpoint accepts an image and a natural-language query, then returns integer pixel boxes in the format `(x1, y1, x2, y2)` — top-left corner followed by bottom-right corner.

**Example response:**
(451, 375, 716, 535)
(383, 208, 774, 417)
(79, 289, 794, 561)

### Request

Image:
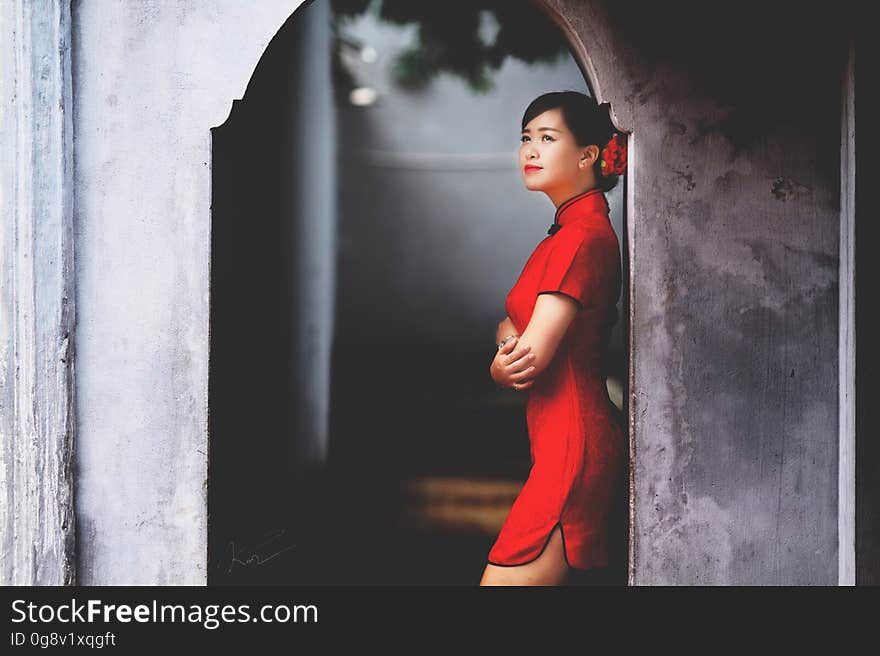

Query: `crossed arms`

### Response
(490, 293, 579, 389)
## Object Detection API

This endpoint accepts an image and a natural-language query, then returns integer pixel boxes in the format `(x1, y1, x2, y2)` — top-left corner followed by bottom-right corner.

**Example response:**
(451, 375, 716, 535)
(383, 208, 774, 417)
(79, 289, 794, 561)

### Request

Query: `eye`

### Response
(520, 135, 529, 143)
(542, 134, 554, 142)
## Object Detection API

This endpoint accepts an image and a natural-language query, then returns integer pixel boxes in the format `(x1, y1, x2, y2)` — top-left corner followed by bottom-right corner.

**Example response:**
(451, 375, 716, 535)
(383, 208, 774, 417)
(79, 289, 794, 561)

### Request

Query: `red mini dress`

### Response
(487, 187, 627, 571)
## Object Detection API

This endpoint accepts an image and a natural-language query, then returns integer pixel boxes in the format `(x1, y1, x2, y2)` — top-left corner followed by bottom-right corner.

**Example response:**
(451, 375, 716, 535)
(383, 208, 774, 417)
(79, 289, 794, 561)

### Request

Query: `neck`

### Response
(551, 185, 599, 210)
(547, 173, 598, 208)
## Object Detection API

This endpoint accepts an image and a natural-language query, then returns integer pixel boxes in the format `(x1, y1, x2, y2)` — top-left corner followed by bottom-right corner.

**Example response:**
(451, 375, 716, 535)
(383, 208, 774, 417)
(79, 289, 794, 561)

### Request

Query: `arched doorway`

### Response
(207, 0, 631, 585)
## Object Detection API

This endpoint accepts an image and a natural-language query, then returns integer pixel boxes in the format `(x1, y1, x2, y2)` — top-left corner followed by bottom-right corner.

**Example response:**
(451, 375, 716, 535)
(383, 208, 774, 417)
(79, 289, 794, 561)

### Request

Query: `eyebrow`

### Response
(521, 127, 562, 133)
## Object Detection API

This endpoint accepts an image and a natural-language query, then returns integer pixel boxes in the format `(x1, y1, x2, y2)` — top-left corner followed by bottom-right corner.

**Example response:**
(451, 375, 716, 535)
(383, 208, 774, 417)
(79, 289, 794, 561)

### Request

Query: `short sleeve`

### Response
(536, 230, 615, 311)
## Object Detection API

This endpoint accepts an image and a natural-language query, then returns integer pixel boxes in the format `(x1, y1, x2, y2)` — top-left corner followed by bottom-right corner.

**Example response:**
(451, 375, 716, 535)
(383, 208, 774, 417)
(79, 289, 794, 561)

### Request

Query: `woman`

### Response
(479, 91, 627, 586)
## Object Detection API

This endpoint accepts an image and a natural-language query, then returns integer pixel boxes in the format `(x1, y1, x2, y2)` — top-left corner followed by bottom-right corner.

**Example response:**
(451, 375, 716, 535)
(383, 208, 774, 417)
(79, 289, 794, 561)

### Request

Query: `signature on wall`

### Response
(212, 528, 296, 573)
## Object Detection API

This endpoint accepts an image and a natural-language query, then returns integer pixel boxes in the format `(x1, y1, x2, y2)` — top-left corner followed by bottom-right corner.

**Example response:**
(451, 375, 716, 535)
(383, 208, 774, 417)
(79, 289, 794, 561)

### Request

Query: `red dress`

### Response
(487, 187, 627, 571)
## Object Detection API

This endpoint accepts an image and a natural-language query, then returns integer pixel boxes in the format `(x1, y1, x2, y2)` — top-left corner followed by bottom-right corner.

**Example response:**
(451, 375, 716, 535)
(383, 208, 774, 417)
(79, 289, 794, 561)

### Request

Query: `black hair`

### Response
(521, 90, 622, 192)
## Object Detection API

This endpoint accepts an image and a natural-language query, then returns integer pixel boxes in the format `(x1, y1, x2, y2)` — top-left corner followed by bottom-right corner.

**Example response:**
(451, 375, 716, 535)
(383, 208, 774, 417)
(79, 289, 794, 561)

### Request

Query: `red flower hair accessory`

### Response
(599, 132, 627, 176)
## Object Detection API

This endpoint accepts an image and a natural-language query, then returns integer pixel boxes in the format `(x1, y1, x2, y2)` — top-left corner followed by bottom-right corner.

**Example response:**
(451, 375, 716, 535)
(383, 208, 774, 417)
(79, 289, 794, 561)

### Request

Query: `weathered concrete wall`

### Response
(544, 0, 847, 583)
(0, 0, 77, 586)
(70, 0, 305, 584)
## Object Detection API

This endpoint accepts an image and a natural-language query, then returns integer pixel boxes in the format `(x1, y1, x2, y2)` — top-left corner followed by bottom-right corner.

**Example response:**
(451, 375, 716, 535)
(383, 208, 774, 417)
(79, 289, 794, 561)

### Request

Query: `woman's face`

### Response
(519, 108, 598, 203)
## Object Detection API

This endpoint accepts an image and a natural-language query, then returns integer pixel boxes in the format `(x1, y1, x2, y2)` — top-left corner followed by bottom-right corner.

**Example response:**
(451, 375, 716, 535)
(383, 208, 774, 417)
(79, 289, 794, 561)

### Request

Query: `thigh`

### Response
(479, 524, 571, 586)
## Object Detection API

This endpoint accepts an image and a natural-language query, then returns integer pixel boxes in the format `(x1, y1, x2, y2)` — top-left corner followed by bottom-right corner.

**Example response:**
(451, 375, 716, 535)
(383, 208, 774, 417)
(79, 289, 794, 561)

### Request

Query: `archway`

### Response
(207, 0, 632, 585)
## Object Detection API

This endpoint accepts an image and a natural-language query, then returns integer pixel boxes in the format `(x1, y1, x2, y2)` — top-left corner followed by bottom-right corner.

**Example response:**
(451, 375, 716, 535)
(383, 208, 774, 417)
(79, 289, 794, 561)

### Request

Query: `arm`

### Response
(488, 294, 577, 390)
(513, 293, 579, 379)
(495, 229, 611, 387)
(519, 230, 615, 378)
(489, 315, 530, 389)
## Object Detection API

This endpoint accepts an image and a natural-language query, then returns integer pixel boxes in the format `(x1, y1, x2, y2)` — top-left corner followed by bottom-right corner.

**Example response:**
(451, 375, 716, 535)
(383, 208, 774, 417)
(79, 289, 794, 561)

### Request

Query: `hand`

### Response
(490, 336, 537, 391)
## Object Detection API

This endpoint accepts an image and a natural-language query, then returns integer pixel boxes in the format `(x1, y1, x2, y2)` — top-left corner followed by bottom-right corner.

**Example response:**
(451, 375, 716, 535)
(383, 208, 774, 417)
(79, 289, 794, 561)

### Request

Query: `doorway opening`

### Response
(207, 0, 631, 585)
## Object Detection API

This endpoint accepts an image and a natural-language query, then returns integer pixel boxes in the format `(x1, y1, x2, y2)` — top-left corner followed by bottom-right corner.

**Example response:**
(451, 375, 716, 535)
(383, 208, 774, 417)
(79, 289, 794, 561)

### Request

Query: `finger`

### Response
(504, 343, 531, 364)
(511, 366, 536, 381)
(506, 351, 537, 372)
(502, 335, 517, 348)
(500, 336, 519, 355)
(512, 378, 534, 391)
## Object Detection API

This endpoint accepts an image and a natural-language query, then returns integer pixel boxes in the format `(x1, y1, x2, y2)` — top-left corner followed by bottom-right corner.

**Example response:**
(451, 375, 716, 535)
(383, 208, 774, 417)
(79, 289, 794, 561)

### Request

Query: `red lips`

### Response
(524, 164, 543, 173)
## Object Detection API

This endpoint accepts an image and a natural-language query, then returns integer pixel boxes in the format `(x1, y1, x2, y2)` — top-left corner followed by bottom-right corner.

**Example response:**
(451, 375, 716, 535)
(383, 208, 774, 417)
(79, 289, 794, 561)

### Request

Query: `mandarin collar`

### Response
(547, 187, 609, 235)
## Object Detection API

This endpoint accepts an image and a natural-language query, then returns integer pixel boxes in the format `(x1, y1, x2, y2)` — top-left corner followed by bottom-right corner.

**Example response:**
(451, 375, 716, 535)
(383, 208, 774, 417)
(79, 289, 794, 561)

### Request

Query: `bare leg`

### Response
(479, 524, 571, 586)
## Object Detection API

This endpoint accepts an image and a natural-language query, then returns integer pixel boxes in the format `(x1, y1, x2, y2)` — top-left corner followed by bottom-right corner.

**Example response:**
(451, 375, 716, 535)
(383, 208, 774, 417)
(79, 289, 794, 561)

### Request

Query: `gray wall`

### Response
(0, 0, 77, 585)
(69, 0, 305, 585)
(285, 0, 337, 469)
(545, 0, 847, 583)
